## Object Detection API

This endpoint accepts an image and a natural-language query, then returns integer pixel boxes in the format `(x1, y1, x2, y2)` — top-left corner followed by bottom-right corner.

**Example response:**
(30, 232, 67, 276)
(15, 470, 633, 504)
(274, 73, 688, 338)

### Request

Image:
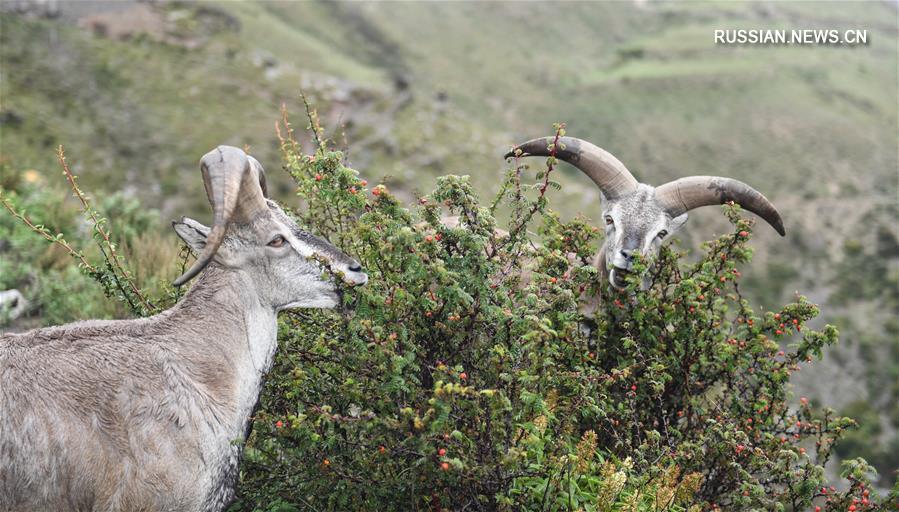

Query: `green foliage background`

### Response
(1, 0, 897, 501)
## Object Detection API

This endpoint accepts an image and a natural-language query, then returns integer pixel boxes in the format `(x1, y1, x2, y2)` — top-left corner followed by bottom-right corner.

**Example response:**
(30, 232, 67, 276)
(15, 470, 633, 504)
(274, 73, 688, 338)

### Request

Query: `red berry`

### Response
(459, 372, 467, 380)
(815, 507, 821, 512)
(435, 234, 442, 241)
(739, 230, 749, 237)
(440, 462, 450, 471)
(275, 420, 283, 428)
(549, 277, 557, 283)
(379, 445, 386, 453)
(372, 188, 381, 196)
(315, 174, 323, 181)
(425, 235, 433, 242)
(849, 506, 856, 511)
(323, 458, 330, 466)
(438, 448, 446, 456)
(360, 180, 368, 186)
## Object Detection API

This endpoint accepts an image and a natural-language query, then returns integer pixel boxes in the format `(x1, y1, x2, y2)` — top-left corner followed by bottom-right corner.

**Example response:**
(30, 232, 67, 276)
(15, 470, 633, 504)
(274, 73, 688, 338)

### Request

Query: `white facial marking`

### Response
(283, 229, 316, 259)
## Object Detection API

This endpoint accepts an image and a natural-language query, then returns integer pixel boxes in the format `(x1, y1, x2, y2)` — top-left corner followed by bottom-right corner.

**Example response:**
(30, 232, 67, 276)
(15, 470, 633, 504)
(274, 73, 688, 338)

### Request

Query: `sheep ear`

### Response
(172, 217, 210, 255)
(669, 213, 689, 233)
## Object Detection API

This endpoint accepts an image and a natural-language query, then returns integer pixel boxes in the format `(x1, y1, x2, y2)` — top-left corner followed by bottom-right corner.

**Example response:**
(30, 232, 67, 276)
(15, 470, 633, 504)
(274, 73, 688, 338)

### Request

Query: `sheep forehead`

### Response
(215, 205, 289, 251)
(609, 187, 668, 235)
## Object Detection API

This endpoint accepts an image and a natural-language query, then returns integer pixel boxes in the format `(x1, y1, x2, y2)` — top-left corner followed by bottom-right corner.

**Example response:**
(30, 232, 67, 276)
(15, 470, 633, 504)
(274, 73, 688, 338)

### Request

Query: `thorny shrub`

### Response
(227, 112, 894, 511)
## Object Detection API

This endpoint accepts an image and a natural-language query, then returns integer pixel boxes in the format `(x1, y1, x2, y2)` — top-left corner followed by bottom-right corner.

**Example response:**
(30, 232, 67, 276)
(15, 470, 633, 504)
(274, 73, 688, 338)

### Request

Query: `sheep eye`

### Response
(657, 230, 668, 240)
(605, 216, 614, 226)
(268, 235, 286, 248)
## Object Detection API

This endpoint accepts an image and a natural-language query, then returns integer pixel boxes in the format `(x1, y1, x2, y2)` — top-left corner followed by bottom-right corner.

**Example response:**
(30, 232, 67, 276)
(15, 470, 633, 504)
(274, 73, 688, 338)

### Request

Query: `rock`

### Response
(0, 290, 28, 323)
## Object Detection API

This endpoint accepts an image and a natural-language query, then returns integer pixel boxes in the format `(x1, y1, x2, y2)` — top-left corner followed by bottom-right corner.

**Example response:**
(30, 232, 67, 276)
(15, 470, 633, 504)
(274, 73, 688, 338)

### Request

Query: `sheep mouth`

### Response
(609, 267, 630, 289)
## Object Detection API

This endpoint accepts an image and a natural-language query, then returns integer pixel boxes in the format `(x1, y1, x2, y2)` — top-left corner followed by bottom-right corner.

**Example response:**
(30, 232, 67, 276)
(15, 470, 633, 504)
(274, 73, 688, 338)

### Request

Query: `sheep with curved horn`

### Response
(506, 136, 785, 290)
(0, 146, 367, 511)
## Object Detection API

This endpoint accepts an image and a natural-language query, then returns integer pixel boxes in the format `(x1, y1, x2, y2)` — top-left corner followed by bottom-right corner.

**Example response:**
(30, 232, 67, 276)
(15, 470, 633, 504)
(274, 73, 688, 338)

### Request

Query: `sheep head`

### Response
(172, 146, 367, 310)
(507, 136, 785, 289)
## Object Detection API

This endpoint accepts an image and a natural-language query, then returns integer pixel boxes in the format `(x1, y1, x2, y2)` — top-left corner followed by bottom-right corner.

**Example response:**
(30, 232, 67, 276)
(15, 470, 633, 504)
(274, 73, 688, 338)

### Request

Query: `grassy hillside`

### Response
(1, 0, 896, 487)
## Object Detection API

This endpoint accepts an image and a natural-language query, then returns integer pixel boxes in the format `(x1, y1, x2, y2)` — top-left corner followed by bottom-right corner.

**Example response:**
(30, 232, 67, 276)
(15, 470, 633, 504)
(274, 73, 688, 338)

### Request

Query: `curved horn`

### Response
(654, 176, 785, 236)
(172, 146, 269, 286)
(505, 136, 638, 199)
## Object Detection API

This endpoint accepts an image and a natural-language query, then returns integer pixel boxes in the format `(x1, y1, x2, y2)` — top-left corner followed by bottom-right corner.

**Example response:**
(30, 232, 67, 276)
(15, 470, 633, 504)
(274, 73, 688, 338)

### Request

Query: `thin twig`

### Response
(57, 146, 156, 313)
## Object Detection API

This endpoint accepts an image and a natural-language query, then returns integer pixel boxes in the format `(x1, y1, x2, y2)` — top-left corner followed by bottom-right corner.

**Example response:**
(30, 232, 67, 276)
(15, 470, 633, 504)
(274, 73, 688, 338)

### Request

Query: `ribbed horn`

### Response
(172, 146, 269, 286)
(505, 136, 638, 199)
(654, 176, 785, 236)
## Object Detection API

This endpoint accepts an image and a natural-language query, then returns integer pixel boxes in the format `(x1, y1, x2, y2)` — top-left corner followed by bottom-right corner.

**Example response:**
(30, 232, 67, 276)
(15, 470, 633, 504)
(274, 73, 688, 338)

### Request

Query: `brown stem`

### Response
(57, 146, 155, 313)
